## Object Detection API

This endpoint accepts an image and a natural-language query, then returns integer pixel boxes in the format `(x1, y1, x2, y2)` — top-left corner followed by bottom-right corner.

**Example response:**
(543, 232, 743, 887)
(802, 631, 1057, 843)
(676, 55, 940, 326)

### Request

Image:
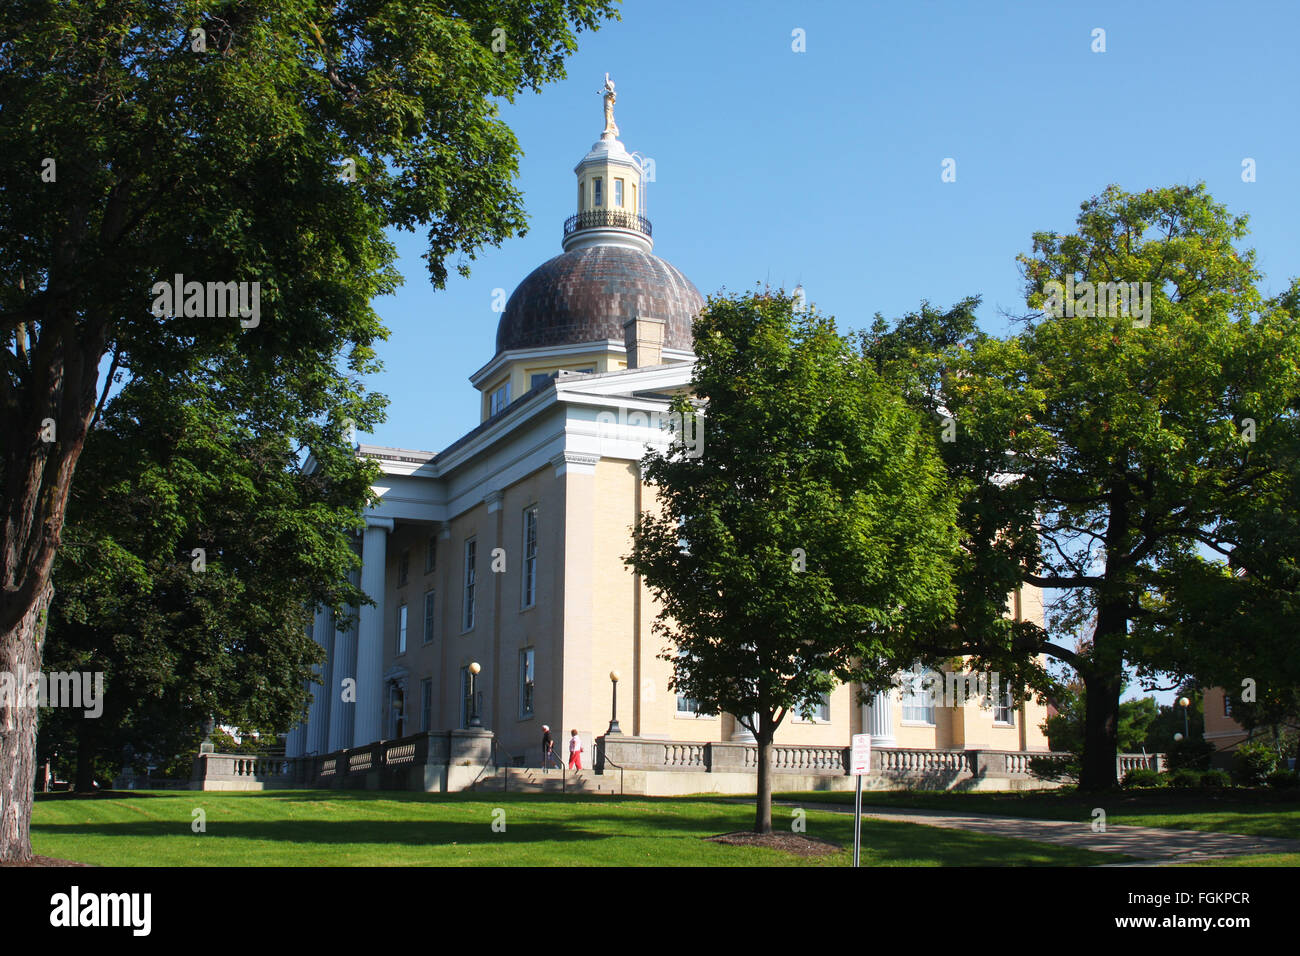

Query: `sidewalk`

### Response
(776, 800, 1300, 865)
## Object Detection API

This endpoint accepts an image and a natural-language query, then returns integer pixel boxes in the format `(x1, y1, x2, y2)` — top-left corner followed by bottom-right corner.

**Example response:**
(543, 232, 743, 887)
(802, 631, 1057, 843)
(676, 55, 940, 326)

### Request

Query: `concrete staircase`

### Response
(470, 766, 624, 795)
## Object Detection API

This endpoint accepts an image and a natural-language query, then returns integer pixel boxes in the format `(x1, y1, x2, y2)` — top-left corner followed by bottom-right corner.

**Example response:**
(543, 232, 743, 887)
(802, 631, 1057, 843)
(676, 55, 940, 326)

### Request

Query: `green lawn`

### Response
(774, 787, 1300, 840)
(31, 790, 1120, 867)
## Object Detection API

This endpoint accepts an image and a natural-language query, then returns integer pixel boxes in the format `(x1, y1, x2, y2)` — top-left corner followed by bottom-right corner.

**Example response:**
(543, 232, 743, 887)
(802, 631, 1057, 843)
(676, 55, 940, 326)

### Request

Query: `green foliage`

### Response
(1167, 768, 1204, 788)
(1044, 682, 1168, 755)
(1200, 769, 1231, 788)
(628, 289, 961, 831)
(1165, 736, 1215, 772)
(1028, 755, 1079, 783)
(1266, 770, 1299, 790)
(1123, 768, 1165, 788)
(1231, 742, 1280, 787)
(874, 183, 1300, 789)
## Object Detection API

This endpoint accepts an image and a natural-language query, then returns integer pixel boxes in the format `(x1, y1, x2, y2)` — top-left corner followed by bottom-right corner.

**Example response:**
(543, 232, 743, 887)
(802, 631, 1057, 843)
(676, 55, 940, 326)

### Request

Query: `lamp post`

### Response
(1178, 695, 1191, 739)
(468, 662, 482, 728)
(606, 670, 623, 735)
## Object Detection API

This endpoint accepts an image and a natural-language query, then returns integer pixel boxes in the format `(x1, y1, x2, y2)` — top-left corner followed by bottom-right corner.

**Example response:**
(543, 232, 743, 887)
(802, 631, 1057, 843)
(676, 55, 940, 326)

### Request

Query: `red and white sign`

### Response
(850, 733, 871, 776)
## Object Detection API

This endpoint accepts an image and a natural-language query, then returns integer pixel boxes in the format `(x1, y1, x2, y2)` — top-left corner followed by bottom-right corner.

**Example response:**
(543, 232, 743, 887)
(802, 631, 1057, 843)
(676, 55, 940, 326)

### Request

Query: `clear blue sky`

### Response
(368, 0, 1300, 453)
(366, 0, 1299, 706)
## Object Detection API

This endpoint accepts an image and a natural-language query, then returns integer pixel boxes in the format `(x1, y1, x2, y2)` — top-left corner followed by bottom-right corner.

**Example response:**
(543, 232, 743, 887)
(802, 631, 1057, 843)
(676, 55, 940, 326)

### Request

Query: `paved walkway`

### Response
(777, 801, 1300, 865)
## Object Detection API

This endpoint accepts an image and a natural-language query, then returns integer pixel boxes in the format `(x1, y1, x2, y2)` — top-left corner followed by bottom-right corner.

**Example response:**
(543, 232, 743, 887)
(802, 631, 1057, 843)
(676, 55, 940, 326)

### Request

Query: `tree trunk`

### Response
(754, 724, 773, 834)
(1078, 668, 1122, 791)
(0, 584, 52, 862)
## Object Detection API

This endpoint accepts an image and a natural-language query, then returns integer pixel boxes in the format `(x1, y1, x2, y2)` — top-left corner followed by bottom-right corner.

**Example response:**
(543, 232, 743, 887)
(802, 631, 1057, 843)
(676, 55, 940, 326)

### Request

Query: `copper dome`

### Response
(495, 245, 703, 354)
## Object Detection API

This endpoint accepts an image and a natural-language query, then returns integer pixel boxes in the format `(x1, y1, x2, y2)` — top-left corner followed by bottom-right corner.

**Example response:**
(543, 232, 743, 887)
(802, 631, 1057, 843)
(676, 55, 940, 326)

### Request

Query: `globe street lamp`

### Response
(606, 670, 623, 735)
(1178, 696, 1191, 739)
(468, 662, 482, 728)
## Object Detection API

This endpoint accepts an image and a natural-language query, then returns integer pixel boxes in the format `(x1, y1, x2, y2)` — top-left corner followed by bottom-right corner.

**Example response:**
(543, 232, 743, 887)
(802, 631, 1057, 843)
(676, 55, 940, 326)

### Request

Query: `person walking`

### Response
(541, 725, 557, 772)
(567, 729, 584, 771)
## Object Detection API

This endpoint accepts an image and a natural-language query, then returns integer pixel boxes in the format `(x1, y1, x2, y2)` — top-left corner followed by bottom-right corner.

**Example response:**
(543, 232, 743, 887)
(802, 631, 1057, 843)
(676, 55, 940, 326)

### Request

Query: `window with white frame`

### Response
(522, 506, 538, 608)
(389, 682, 405, 738)
(460, 666, 473, 729)
(422, 590, 435, 644)
(396, 603, 408, 655)
(614, 178, 624, 207)
(593, 177, 602, 207)
(796, 692, 832, 722)
(901, 664, 937, 724)
(673, 649, 712, 716)
(463, 539, 476, 631)
(489, 381, 511, 417)
(520, 648, 535, 718)
(993, 687, 1015, 725)
(420, 677, 432, 732)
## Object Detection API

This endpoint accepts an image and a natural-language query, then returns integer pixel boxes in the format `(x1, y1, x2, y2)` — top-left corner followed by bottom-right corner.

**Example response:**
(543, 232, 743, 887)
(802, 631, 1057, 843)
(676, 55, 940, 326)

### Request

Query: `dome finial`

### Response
(600, 72, 619, 140)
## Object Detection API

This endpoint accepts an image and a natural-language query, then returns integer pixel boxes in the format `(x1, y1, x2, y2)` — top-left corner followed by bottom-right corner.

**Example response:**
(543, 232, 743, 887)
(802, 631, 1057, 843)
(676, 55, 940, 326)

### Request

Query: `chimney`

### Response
(623, 314, 666, 369)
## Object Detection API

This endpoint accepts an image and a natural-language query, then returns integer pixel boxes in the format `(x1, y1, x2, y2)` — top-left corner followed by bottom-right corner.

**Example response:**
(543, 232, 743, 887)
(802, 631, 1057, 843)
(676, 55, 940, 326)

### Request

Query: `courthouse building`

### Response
(284, 83, 1050, 772)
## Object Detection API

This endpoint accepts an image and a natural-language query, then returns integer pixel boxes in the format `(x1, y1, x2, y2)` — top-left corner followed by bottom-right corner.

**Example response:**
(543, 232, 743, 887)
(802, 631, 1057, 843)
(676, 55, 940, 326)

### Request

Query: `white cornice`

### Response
(470, 340, 693, 387)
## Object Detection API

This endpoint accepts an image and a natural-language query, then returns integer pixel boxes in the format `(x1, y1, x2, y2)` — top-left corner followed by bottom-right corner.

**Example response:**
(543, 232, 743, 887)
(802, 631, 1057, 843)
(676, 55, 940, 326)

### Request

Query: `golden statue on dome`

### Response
(601, 72, 619, 139)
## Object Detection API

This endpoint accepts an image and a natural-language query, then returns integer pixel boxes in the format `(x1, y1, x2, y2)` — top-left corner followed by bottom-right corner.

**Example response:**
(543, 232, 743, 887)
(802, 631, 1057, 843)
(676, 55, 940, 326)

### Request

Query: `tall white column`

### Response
(729, 713, 756, 742)
(867, 688, 896, 748)
(329, 562, 360, 752)
(306, 606, 334, 754)
(354, 515, 392, 747)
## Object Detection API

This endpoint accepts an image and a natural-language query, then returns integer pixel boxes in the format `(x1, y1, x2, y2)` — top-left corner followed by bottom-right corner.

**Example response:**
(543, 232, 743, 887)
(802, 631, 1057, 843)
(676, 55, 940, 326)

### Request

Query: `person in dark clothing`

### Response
(541, 725, 558, 772)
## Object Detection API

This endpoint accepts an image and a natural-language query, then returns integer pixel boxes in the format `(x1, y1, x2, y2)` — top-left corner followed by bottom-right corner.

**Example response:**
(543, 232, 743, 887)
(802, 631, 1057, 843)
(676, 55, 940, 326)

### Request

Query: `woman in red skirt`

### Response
(568, 729, 583, 770)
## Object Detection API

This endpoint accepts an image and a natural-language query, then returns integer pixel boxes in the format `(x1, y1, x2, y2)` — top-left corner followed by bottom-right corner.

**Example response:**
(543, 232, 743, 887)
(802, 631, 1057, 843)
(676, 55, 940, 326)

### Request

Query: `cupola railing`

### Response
(563, 210, 652, 239)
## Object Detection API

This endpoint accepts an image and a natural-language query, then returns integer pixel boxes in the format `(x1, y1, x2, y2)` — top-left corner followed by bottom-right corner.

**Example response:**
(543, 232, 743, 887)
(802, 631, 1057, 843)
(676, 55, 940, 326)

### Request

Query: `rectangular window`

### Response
(520, 648, 535, 718)
(463, 539, 476, 631)
(422, 590, 435, 644)
(389, 683, 405, 738)
(993, 689, 1015, 725)
(901, 665, 936, 724)
(593, 177, 602, 207)
(397, 604, 408, 654)
(1224, 694, 1233, 718)
(530, 371, 554, 390)
(425, 535, 437, 573)
(579, 180, 584, 211)
(673, 649, 713, 716)
(398, 549, 409, 587)
(460, 666, 474, 729)
(489, 382, 512, 417)
(420, 677, 432, 732)
(614, 178, 624, 207)
(522, 506, 538, 608)
(797, 693, 831, 722)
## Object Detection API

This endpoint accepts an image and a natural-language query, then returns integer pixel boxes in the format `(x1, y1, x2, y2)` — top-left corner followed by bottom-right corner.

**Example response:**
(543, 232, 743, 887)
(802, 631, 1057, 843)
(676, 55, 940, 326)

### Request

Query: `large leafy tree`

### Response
(39, 372, 375, 790)
(628, 291, 960, 834)
(876, 184, 1300, 790)
(0, 0, 615, 860)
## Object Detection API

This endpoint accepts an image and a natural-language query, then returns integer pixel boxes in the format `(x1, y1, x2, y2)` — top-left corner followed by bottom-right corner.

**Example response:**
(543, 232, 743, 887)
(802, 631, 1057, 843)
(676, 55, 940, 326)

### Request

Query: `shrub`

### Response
(1266, 770, 1299, 790)
(1167, 768, 1203, 788)
(1165, 737, 1215, 771)
(1028, 754, 1079, 782)
(1200, 769, 1231, 789)
(1123, 767, 1164, 788)
(1231, 742, 1280, 787)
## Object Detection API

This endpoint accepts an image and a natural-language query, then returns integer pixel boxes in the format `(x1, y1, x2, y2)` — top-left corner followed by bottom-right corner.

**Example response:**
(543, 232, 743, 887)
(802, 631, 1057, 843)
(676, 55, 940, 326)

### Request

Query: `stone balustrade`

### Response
(192, 728, 494, 792)
(595, 735, 1163, 789)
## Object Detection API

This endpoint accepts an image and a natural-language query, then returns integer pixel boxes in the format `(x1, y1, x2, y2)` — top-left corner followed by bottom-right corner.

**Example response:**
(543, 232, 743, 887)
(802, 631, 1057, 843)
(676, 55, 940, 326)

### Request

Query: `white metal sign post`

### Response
(850, 733, 871, 867)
